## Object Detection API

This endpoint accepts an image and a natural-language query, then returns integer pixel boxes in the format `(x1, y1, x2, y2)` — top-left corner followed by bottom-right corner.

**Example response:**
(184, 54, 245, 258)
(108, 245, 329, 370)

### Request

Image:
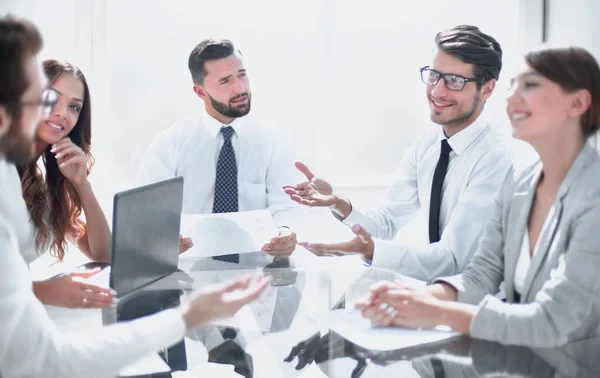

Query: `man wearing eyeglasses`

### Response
(284, 25, 514, 282)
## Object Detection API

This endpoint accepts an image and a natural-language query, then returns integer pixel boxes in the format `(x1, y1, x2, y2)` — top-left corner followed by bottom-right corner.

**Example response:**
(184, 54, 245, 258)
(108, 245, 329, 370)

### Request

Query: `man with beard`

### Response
(137, 39, 301, 260)
(0, 16, 271, 377)
(283, 25, 514, 282)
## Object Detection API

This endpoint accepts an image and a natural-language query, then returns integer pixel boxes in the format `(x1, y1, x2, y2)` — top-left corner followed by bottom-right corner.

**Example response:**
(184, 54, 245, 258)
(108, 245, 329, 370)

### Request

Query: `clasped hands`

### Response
(355, 280, 444, 330)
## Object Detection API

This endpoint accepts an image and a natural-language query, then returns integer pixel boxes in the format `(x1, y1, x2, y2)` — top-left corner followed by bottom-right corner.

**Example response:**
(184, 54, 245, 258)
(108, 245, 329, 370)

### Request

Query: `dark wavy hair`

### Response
(18, 60, 94, 261)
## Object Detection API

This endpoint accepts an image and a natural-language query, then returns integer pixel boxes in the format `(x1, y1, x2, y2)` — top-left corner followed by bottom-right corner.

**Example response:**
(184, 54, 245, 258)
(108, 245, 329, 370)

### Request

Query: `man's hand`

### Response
(298, 224, 375, 259)
(33, 269, 117, 308)
(282, 162, 338, 207)
(179, 234, 193, 254)
(262, 226, 297, 257)
(181, 274, 271, 328)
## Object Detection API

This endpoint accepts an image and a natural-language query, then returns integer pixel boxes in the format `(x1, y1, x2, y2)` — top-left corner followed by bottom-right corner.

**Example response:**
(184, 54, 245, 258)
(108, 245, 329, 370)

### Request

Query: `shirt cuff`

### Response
(140, 309, 187, 350)
(338, 206, 364, 227)
(371, 239, 404, 270)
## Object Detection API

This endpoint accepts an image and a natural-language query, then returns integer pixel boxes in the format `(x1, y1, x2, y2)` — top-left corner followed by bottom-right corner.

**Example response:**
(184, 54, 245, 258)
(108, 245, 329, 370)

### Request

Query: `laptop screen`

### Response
(109, 176, 183, 297)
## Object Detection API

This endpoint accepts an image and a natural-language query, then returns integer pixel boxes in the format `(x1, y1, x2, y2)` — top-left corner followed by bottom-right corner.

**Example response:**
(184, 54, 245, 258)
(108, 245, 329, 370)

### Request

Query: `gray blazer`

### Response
(437, 144, 600, 347)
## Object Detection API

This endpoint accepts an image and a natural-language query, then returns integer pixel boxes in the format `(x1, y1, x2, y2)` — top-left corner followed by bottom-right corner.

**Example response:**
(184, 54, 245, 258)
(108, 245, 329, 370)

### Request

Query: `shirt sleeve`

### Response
(371, 148, 513, 282)
(265, 129, 304, 232)
(341, 142, 420, 240)
(0, 217, 187, 378)
(136, 129, 179, 186)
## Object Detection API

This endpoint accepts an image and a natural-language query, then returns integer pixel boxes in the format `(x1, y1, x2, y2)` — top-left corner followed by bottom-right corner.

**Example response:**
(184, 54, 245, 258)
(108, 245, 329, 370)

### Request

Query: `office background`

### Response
(1, 0, 599, 246)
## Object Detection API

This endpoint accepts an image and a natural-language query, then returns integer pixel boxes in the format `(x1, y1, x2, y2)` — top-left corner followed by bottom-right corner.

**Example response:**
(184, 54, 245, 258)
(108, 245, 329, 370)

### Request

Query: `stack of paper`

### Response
(180, 210, 277, 258)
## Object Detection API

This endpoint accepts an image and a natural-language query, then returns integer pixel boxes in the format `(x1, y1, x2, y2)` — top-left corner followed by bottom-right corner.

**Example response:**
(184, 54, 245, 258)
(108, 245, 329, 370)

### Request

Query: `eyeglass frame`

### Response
(2, 87, 59, 118)
(419, 66, 485, 91)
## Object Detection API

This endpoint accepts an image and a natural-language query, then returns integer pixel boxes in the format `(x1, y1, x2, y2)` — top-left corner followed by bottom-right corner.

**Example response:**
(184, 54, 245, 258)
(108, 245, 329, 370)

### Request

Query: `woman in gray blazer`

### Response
(357, 45, 600, 348)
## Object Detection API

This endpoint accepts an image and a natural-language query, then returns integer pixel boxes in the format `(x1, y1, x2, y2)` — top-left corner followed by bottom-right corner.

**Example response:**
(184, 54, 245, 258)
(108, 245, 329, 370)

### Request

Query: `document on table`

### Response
(318, 309, 460, 351)
(180, 210, 278, 258)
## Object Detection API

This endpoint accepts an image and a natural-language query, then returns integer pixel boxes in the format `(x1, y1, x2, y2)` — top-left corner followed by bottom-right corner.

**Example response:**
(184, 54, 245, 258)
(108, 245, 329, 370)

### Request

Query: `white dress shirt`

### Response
(0, 156, 186, 378)
(514, 230, 533, 295)
(136, 111, 302, 229)
(515, 213, 548, 295)
(0, 160, 37, 265)
(343, 114, 514, 282)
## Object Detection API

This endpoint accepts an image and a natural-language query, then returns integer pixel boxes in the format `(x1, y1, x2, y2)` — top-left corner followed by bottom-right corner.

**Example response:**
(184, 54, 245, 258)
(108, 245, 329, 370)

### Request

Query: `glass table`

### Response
(100, 249, 600, 378)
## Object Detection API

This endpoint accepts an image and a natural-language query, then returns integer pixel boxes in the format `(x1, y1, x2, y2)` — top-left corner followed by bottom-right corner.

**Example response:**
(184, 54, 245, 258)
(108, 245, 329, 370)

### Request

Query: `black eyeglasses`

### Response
(420, 66, 484, 91)
(13, 87, 59, 118)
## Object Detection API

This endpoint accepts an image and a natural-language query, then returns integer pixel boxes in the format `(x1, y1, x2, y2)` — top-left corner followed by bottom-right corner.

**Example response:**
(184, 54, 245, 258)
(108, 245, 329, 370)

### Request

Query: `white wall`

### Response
(545, 0, 600, 148)
(2, 0, 524, 219)
(100, 0, 521, 187)
(546, 0, 600, 57)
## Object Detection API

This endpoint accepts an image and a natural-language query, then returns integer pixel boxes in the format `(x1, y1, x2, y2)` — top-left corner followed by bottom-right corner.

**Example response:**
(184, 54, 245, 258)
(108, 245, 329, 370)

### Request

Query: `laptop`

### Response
(84, 177, 184, 298)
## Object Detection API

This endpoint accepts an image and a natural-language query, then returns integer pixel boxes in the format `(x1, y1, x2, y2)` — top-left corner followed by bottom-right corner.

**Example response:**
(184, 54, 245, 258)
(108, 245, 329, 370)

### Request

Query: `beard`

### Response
(207, 92, 251, 119)
(440, 90, 481, 127)
(0, 117, 37, 165)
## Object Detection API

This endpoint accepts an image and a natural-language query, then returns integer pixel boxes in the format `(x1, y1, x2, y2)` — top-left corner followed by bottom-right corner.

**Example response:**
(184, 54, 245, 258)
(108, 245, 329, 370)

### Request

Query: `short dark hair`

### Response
(435, 25, 502, 86)
(526, 46, 600, 137)
(0, 15, 43, 118)
(188, 39, 239, 84)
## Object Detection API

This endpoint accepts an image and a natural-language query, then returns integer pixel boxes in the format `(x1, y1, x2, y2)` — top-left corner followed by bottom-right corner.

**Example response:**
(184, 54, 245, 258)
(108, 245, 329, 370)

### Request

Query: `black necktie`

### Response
(212, 126, 239, 263)
(429, 139, 452, 244)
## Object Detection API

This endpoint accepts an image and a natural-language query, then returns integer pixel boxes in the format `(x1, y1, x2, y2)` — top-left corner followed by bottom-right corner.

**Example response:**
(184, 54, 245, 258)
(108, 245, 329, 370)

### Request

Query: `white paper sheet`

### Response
(318, 309, 460, 351)
(180, 210, 278, 258)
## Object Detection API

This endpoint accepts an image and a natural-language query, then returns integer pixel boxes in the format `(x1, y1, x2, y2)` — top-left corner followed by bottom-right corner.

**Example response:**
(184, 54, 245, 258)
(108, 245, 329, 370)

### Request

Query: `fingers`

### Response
(179, 237, 193, 253)
(225, 275, 272, 307)
(70, 268, 101, 279)
(294, 161, 315, 181)
(80, 290, 117, 308)
(369, 280, 401, 297)
(282, 182, 310, 193)
(289, 194, 316, 207)
(72, 276, 117, 308)
(372, 306, 397, 327)
(53, 145, 83, 159)
(219, 275, 252, 294)
(263, 229, 297, 256)
(360, 301, 383, 320)
(360, 302, 395, 327)
(58, 155, 86, 168)
(50, 137, 73, 152)
(351, 224, 372, 245)
(269, 229, 293, 244)
(375, 288, 413, 302)
(300, 240, 361, 256)
(354, 299, 372, 310)
(369, 303, 392, 325)
(73, 278, 116, 297)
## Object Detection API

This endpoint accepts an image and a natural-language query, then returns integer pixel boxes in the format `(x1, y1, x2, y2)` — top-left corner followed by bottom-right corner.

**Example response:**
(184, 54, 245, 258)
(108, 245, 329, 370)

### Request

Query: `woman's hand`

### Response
(51, 137, 88, 187)
(355, 282, 444, 329)
(33, 269, 117, 308)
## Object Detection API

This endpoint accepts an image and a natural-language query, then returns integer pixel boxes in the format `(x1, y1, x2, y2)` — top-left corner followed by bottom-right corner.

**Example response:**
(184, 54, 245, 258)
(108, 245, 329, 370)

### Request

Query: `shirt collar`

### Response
(202, 110, 248, 139)
(437, 113, 489, 156)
